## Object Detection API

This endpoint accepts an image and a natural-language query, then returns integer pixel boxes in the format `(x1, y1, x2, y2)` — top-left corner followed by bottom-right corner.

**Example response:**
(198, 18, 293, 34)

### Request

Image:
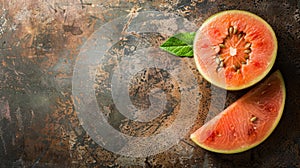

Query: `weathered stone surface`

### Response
(0, 0, 299, 167)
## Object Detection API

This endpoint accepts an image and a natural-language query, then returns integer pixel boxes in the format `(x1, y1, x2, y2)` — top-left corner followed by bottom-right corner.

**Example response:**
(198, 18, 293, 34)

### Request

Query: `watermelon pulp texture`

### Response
(194, 10, 277, 90)
(190, 70, 285, 154)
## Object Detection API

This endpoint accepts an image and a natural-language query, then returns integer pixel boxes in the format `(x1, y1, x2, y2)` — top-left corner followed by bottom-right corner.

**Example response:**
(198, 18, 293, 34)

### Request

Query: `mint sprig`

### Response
(160, 32, 196, 57)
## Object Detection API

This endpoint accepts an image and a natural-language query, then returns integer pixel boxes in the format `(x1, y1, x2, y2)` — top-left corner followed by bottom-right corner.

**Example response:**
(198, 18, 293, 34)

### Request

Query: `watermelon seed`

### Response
(236, 69, 240, 74)
(250, 116, 257, 122)
(228, 26, 234, 35)
(215, 57, 220, 64)
(233, 64, 240, 71)
(244, 42, 251, 48)
(238, 33, 243, 39)
(244, 49, 251, 54)
(219, 61, 224, 67)
(219, 56, 225, 61)
(244, 55, 250, 59)
(219, 43, 226, 48)
(233, 26, 238, 34)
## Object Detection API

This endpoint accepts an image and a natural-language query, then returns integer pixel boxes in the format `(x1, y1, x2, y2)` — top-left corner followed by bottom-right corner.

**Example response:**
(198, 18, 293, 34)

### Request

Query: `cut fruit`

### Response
(190, 70, 286, 154)
(194, 10, 277, 90)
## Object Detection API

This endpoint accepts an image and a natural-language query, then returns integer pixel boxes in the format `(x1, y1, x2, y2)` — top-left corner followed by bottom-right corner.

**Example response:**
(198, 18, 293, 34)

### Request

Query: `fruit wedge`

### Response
(190, 70, 286, 154)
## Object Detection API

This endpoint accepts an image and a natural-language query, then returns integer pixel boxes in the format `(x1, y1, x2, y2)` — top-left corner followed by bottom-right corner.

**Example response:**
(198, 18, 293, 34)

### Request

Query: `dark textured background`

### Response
(0, 0, 299, 167)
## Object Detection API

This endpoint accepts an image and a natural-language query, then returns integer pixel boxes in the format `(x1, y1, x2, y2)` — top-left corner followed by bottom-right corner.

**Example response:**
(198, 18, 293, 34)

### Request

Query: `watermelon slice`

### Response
(190, 70, 286, 154)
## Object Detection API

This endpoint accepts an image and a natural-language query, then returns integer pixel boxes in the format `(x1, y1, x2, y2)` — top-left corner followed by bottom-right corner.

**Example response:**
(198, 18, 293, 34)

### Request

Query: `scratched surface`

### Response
(0, 0, 299, 167)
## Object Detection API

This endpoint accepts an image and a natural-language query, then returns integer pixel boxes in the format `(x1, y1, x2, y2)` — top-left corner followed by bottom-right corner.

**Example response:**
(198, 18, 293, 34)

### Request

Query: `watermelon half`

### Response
(194, 10, 277, 90)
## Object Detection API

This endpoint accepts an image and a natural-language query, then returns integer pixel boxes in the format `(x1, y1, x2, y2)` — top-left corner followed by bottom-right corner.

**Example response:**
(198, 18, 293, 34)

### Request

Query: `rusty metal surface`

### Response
(0, 0, 299, 167)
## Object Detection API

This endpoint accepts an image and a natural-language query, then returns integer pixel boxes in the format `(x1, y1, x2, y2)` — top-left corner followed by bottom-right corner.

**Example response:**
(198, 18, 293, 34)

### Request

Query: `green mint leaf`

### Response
(160, 32, 196, 57)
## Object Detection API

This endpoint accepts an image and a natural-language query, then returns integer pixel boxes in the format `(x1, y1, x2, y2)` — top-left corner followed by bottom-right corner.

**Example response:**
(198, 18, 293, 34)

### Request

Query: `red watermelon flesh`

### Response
(190, 70, 286, 154)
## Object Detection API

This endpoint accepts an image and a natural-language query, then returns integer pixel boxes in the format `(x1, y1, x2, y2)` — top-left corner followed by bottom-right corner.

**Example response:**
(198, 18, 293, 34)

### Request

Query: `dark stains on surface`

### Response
(80, 0, 93, 9)
(63, 24, 83, 36)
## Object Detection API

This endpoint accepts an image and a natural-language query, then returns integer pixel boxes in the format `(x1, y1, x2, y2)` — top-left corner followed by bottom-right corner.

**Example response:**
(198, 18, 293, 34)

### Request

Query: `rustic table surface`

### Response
(0, 0, 299, 167)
